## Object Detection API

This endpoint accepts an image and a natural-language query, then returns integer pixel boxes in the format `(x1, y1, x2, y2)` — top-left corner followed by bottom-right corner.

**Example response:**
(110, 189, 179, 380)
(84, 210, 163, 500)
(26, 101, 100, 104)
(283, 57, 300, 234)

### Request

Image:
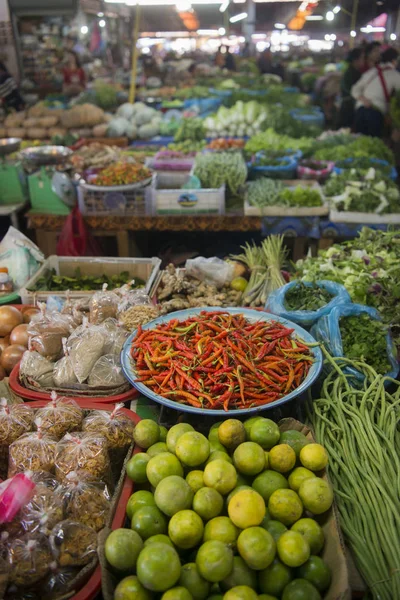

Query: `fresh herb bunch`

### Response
(284, 282, 333, 311)
(247, 178, 285, 208)
(245, 128, 313, 155)
(266, 106, 322, 139)
(324, 171, 400, 214)
(313, 136, 395, 165)
(278, 186, 322, 207)
(194, 152, 247, 195)
(174, 118, 205, 142)
(30, 269, 144, 292)
(335, 157, 393, 177)
(340, 314, 390, 374)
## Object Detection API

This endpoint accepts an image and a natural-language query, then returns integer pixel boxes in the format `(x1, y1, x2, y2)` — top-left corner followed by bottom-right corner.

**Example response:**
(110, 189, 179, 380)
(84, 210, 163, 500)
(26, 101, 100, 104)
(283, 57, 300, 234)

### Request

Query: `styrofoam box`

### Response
(146, 173, 225, 216)
(244, 180, 329, 217)
(329, 209, 400, 224)
(20, 255, 161, 304)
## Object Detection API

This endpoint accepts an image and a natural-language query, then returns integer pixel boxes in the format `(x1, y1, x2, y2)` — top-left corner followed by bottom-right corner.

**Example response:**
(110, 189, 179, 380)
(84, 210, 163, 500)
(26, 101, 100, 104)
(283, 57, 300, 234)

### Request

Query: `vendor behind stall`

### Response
(62, 51, 86, 97)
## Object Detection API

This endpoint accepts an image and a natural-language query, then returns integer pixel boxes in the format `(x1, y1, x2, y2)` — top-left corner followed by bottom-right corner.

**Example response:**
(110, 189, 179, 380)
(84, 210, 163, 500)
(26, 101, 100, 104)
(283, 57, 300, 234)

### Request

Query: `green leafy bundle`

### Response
(194, 152, 247, 195)
(340, 314, 390, 375)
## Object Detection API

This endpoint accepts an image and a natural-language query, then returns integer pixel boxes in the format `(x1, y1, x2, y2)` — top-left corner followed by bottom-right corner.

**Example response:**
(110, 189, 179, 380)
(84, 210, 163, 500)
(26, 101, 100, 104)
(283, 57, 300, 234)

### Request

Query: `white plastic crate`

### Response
(244, 180, 329, 217)
(147, 173, 225, 216)
(77, 176, 154, 216)
(20, 255, 161, 304)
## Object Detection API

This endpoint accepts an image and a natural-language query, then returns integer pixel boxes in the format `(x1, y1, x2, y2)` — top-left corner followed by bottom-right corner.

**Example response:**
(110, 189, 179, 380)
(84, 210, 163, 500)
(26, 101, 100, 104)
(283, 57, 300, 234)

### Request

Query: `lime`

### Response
(105, 529, 143, 572)
(134, 420, 160, 449)
(268, 445, 296, 473)
(231, 277, 248, 292)
(233, 442, 265, 476)
(159, 425, 168, 442)
(176, 432, 210, 467)
(228, 489, 265, 529)
(266, 520, 287, 542)
(193, 487, 224, 520)
(126, 490, 156, 520)
(264, 452, 269, 469)
(298, 478, 333, 514)
(208, 427, 221, 443)
(297, 556, 332, 592)
(288, 467, 316, 492)
(277, 531, 310, 568)
(204, 516, 240, 548)
(137, 542, 181, 592)
(218, 419, 246, 450)
(114, 575, 152, 600)
(221, 556, 257, 591)
(299, 444, 328, 471)
(237, 527, 276, 570)
(226, 485, 252, 505)
(169, 510, 204, 549)
(223, 586, 258, 600)
(207, 451, 233, 465)
(210, 439, 229, 454)
(167, 423, 195, 454)
(162, 587, 193, 600)
(196, 540, 234, 582)
(131, 506, 167, 539)
(147, 452, 184, 487)
(281, 579, 321, 600)
(259, 511, 271, 530)
(268, 489, 303, 526)
(186, 470, 205, 493)
(204, 459, 237, 495)
(155, 475, 193, 516)
(249, 419, 280, 450)
(258, 558, 292, 596)
(144, 534, 174, 548)
(126, 453, 150, 483)
(279, 431, 310, 457)
(243, 417, 264, 440)
(252, 470, 289, 503)
(291, 519, 324, 554)
(147, 442, 168, 457)
(179, 562, 211, 600)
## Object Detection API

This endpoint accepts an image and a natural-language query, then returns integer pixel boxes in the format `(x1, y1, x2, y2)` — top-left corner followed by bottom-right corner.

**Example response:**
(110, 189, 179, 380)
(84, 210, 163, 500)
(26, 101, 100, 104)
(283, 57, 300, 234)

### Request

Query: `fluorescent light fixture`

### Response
(252, 33, 266, 39)
(350, 30, 356, 36)
(97, 12, 104, 16)
(81, 25, 89, 34)
(306, 15, 324, 20)
(220, 0, 229, 12)
(176, 0, 191, 11)
(99, 19, 106, 27)
(360, 25, 385, 32)
(218, 27, 226, 34)
(197, 29, 219, 35)
(390, 33, 397, 40)
(333, 5, 341, 13)
(230, 12, 247, 22)
(274, 23, 286, 29)
(326, 10, 334, 20)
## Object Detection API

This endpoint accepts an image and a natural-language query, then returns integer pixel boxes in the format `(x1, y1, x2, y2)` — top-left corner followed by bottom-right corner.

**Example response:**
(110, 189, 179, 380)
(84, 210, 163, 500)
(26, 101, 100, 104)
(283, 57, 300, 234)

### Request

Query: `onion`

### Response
(0, 336, 9, 354)
(0, 366, 5, 381)
(23, 308, 40, 324)
(10, 324, 29, 348)
(0, 307, 22, 337)
(1, 344, 25, 374)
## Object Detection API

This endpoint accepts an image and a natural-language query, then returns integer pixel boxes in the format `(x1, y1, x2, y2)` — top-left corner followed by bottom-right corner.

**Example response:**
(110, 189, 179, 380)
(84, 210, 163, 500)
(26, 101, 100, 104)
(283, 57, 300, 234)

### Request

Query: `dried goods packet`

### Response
(67, 319, 106, 384)
(34, 392, 83, 439)
(88, 355, 126, 388)
(101, 318, 129, 355)
(89, 284, 119, 325)
(0, 399, 33, 479)
(55, 431, 111, 483)
(39, 564, 81, 600)
(8, 533, 53, 586)
(20, 483, 64, 535)
(19, 351, 55, 389)
(28, 307, 74, 361)
(53, 339, 78, 388)
(8, 419, 57, 478)
(50, 520, 98, 567)
(61, 471, 111, 532)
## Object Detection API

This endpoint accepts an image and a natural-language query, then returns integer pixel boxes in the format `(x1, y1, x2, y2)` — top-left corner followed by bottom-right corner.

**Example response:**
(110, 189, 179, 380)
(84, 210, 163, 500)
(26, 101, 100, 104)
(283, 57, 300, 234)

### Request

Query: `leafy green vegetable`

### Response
(174, 118, 205, 142)
(340, 314, 390, 375)
(245, 128, 313, 155)
(29, 268, 144, 292)
(312, 136, 395, 165)
(204, 101, 267, 139)
(278, 186, 322, 207)
(335, 157, 393, 177)
(174, 86, 211, 99)
(247, 178, 285, 208)
(265, 106, 322, 139)
(194, 152, 247, 195)
(284, 282, 333, 311)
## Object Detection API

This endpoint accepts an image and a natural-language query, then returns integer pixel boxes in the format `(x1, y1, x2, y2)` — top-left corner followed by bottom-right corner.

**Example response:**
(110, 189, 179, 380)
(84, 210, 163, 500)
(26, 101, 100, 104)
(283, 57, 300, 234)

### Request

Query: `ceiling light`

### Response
(220, 0, 229, 12)
(99, 19, 106, 27)
(218, 27, 226, 35)
(274, 23, 286, 29)
(324, 33, 330, 40)
(330, 33, 336, 40)
(350, 30, 356, 37)
(197, 29, 219, 35)
(333, 5, 341, 13)
(360, 25, 385, 32)
(81, 25, 89, 34)
(338, 39, 343, 46)
(230, 12, 247, 22)
(326, 11, 334, 20)
(390, 33, 397, 40)
(306, 15, 324, 20)
(97, 12, 104, 16)
(176, 0, 191, 11)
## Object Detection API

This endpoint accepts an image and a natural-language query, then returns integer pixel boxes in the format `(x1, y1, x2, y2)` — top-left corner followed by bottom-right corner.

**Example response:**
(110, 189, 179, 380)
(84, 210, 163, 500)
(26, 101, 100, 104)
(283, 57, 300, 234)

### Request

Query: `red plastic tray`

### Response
(27, 400, 141, 600)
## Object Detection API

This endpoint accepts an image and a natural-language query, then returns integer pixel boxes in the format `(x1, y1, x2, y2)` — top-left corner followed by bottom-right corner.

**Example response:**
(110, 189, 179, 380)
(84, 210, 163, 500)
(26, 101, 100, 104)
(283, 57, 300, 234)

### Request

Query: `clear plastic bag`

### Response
(118, 304, 159, 332)
(20, 483, 64, 535)
(82, 403, 135, 451)
(52, 340, 78, 389)
(0, 399, 33, 446)
(87, 355, 126, 388)
(30, 471, 59, 492)
(8, 532, 53, 586)
(89, 284, 119, 325)
(35, 392, 82, 440)
(50, 519, 97, 567)
(28, 309, 73, 361)
(39, 565, 80, 600)
(185, 256, 235, 288)
(67, 320, 106, 384)
(8, 419, 57, 478)
(117, 289, 152, 314)
(55, 431, 110, 483)
(19, 351, 55, 389)
(61, 471, 111, 532)
(266, 279, 352, 328)
(101, 318, 129, 356)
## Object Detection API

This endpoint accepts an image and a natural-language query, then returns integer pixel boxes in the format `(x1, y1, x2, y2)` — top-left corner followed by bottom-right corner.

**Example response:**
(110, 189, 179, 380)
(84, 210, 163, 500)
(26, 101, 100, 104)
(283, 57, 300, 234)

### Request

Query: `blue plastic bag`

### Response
(266, 280, 351, 328)
(311, 303, 399, 383)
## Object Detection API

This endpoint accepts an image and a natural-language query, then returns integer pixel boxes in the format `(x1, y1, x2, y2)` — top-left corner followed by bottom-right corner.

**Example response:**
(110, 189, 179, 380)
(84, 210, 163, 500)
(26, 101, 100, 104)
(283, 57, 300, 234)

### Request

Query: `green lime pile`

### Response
(106, 418, 334, 600)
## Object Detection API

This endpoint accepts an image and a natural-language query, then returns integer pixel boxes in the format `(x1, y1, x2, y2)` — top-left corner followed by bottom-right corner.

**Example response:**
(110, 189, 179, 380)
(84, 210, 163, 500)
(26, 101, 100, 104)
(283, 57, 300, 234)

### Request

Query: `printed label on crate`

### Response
(178, 193, 199, 208)
(104, 192, 127, 211)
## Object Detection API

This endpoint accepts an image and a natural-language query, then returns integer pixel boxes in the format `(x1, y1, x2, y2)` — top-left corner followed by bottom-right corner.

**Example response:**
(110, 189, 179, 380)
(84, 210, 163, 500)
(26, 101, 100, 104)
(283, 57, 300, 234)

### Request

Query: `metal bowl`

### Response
(19, 145, 72, 166)
(0, 138, 22, 157)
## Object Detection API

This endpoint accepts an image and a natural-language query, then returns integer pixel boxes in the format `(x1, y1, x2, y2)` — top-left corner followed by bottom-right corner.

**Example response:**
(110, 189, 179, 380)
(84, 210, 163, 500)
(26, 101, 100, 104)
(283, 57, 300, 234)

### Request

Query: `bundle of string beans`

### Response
(307, 349, 400, 600)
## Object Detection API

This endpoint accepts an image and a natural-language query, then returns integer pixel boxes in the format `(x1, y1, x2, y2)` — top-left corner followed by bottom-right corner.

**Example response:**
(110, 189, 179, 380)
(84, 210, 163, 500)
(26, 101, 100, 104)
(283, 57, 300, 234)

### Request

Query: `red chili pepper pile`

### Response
(130, 311, 314, 411)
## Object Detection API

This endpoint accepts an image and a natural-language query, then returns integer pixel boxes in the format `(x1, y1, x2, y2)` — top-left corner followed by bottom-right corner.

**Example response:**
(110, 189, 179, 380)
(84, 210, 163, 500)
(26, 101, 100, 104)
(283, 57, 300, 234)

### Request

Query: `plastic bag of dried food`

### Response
(52, 339, 78, 388)
(87, 355, 126, 388)
(82, 403, 134, 451)
(89, 284, 119, 325)
(119, 303, 159, 332)
(19, 351, 55, 389)
(117, 289, 152, 314)
(101, 318, 129, 356)
(28, 308, 74, 361)
(55, 431, 110, 483)
(67, 320, 106, 384)
(35, 392, 82, 440)
(30, 471, 59, 491)
(8, 419, 57, 478)
(20, 483, 64, 535)
(39, 565, 80, 600)
(0, 398, 33, 445)
(50, 520, 97, 567)
(61, 471, 111, 531)
(8, 533, 53, 586)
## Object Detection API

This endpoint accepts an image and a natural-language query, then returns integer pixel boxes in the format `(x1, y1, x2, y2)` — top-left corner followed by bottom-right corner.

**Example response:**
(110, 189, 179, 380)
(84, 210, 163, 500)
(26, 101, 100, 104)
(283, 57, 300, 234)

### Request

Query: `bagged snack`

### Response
(82, 403, 134, 451)
(28, 309, 73, 361)
(8, 533, 53, 586)
(53, 339, 78, 388)
(67, 319, 106, 384)
(88, 355, 126, 388)
(50, 520, 97, 567)
(101, 318, 129, 355)
(61, 471, 111, 531)
(20, 483, 64, 534)
(89, 284, 119, 325)
(55, 431, 110, 483)
(118, 290, 159, 332)
(35, 392, 82, 439)
(40, 565, 80, 600)
(8, 419, 57, 478)
(30, 471, 59, 491)
(0, 398, 33, 446)
(19, 351, 55, 389)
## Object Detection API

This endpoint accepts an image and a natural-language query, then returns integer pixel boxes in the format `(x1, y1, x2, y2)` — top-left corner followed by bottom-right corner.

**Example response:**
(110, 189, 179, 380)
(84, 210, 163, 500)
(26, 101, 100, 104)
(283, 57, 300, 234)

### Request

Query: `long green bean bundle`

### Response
(307, 350, 400, 600)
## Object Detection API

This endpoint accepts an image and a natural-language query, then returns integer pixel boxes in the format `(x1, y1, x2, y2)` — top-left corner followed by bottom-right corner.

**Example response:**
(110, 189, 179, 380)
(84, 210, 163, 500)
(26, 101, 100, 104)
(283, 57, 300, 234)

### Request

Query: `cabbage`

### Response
(126, 122, 138, 139)
(135, 106, 158, 126)
(107, 117, 129, 137)
(117, 103, 136, 120)
(138, 123, 159, 139)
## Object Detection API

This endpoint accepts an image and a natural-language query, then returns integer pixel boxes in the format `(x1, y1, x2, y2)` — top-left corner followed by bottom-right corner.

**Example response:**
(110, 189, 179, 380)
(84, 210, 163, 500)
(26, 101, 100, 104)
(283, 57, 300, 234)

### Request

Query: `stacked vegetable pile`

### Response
(245, 130, 313, 156)
(246, 179, 323, 212)
(0, 305, 39, 379)
(194, 152, 247, 195)
(94, 163, 152, 187)
(106, 416, 337, 600)
(204, 102, 268, 139)
(108, 103, 162, 139)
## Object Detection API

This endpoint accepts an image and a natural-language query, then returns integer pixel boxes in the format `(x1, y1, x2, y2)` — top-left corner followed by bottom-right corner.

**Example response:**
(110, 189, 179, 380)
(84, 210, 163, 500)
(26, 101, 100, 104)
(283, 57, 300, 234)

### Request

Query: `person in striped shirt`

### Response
(0, 62, 25, 112)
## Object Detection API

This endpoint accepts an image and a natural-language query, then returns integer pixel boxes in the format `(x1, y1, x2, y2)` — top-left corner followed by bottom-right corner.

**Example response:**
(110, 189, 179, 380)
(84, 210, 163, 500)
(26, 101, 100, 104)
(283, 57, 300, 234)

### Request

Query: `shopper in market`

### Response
(363, 41, 382, 72)
(62, 51, 87, 97)
(336, 48, 365, 129)
(0, 61, 25, 112)
(352, 47, 400, 137)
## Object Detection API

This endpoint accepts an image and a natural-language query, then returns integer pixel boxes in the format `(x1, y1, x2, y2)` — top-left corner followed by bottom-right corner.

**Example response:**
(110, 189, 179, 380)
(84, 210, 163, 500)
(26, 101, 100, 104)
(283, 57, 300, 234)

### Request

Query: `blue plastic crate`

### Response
(208, 88, 233, 98)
